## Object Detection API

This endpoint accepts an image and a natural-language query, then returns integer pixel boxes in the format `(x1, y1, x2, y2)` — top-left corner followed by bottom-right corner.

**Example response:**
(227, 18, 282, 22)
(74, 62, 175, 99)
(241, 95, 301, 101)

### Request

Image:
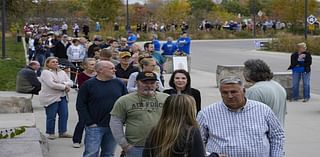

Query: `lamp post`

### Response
(125, 0, 130, 31)
(1, 0, 6, 59)
(304, 0, 308, 40)
(253, 0, 256, 38)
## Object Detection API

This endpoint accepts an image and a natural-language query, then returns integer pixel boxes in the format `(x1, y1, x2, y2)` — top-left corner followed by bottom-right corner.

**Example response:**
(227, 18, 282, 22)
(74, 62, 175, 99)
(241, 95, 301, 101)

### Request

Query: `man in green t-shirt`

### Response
(110, 72, 169, 157)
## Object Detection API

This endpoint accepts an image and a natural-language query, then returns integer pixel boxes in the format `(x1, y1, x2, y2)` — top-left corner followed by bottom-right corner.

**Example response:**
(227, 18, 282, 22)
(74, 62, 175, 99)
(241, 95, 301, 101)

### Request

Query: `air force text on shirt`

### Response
(131, 101, 163, 110)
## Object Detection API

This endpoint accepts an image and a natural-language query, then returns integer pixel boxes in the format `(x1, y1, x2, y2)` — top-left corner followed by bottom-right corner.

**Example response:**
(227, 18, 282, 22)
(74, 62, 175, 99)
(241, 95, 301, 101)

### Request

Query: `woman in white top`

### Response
(67, 38, 86, 82)
(39, 57, 73, 140)
(67, 38, 86, 63)
(127, 57, 164, 93)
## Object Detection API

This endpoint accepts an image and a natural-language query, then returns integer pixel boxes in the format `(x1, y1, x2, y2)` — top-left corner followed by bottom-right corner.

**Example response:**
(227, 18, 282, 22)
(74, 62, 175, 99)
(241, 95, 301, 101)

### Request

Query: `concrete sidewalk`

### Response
(31, 69, 320, 157)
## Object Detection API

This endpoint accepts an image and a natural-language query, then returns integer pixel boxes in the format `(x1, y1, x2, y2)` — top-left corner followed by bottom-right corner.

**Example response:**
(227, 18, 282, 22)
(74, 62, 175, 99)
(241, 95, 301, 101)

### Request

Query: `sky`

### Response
(126, 0, 145, 4)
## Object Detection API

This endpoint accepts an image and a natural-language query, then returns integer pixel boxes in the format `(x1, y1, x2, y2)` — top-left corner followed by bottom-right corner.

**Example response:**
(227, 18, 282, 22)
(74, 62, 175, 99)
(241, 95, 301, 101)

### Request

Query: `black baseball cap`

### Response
(136, 72, 157, 82)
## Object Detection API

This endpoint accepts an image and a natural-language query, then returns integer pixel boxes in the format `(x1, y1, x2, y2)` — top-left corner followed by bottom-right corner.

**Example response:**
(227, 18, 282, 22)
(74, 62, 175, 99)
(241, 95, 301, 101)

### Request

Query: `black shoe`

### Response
(290, 99, 299, 102)
(303, 98, 309, 102)
(71, 84, 78, 89)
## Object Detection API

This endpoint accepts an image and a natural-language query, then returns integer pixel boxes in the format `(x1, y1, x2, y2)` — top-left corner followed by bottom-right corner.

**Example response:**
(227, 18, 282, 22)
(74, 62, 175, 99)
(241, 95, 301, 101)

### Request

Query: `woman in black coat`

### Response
(163, 69, 201, 113)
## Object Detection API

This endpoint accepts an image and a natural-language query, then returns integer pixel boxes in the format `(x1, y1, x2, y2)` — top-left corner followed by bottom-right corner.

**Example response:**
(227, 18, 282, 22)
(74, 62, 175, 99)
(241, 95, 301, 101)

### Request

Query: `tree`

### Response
(0, 0, 32, 20)
(222, 0, 249, 16)
(270, 0, 318, 25)
(155, 0, 191, 24)
(87, 0, 122, 22)
(188, 0, 214, 20)
(130, 3, 151, 24)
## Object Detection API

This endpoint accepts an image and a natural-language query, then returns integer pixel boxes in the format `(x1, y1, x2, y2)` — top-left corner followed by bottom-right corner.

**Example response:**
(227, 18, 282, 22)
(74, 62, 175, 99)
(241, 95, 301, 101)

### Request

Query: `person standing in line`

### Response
(197, 76, 285, 157)
(142, 94, 219, 157)
(161, 36, 177, 73)
(127, 57, 164, 93)
(163, 69, 201, 113)
(176, 32, 191, 72)
(115, 51, 140, 85)
(151, 34, 161, 52)
(161, 37, 177, 56)
(83, 24, 90, 38)
(76, 61, 127, 157)
(110, 72, 169, 157)
(96, 22, 101, 32)
(243, 59, 287, 127)
(16, 61, 41, 95)
(144, 42, 165, 85)
(99, 49, 120, 66)
(66, 38, 86, 83)
(287, 42, 312, 102)
(72, 58, 97, 148)
(73, 23, 80, 37)
(39, 57, 74, 140)
(28, 34, 36, 61)
(61, 22, 68, 35)
(127, 31, 137, 47)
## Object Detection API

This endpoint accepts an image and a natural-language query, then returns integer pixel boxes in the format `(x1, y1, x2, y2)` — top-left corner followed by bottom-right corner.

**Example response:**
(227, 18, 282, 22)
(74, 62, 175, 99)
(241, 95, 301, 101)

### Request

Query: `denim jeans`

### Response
(28, 49, 35, 61)
(35, 53, 46, 67)
(126, 146, 144, 157)
(292, 72, 311, 100)
(45, 96, 68, 134)
(83, 127, 117, 157)
(73, 111, 85, 144)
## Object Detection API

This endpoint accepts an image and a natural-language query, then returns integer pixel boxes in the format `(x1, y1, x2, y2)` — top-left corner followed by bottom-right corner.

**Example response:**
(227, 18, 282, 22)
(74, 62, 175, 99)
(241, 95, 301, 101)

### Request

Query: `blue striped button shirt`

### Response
(197, 99, 285, 157)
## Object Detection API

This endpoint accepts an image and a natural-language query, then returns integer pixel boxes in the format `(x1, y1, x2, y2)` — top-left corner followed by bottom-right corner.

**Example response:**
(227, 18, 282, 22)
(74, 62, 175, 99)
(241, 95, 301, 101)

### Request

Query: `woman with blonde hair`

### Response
(142, 94, 219, 157)
(39, 57, 73, 140)
(127, 57, 164, 93)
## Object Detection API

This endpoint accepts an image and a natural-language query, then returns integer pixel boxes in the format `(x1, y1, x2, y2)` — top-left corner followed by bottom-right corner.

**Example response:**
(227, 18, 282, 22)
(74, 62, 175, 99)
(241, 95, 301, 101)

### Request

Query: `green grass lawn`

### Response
(0, 36, 26, 91)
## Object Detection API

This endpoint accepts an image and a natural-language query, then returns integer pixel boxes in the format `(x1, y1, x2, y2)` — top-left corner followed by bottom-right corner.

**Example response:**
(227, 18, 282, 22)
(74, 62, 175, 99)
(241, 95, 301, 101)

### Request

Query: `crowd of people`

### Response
(199, 19, 287, 33)
(15, 21, 314, 157)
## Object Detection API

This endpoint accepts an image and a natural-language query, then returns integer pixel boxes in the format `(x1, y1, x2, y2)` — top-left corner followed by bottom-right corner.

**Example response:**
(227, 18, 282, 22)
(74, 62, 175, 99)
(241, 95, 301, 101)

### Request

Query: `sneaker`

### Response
(47, 134, 56, 140)
(303, 98, 309, 102)
(59, 133, 73, 138)
(72, 143, 81, 148)
(290, 99, 299, 102)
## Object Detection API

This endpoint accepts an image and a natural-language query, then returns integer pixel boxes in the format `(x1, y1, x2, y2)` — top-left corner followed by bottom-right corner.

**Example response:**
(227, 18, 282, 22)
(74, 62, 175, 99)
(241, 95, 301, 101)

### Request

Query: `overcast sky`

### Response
(126, 0, 145, 4)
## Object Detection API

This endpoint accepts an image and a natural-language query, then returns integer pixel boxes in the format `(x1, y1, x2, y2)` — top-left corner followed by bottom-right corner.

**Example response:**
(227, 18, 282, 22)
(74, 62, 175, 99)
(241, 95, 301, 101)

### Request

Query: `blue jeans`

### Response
(28, 49, 35, 61)
(45, 96, 68, 134)
(35, 53, 46, 67)
(292, 72, 311, 100)
(126, 146, 144, 157)
(83, 127, 117, 157)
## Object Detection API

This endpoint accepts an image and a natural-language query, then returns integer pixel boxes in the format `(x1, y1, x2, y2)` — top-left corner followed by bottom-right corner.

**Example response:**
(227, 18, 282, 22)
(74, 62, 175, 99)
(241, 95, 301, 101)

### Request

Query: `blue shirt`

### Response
(197, 99, 285, 157)
(161, 41, 177, 55)
(152, 39, 161, 51)
(177, 37, 191, 54)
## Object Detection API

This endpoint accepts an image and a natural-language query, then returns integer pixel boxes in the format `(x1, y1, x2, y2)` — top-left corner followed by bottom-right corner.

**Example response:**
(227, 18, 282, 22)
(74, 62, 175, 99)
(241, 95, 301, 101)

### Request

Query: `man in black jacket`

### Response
(16, 61, 41, 94)
(53, 34, 70, 59)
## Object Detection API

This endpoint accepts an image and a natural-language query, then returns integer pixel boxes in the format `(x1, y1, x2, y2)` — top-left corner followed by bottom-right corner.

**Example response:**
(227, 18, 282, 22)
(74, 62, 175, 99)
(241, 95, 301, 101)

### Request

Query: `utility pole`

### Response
(253, 0, 256, 38)
(126, 0, 130, 31)
(304, 0, 308, 40)
(1, 0, 6, 59)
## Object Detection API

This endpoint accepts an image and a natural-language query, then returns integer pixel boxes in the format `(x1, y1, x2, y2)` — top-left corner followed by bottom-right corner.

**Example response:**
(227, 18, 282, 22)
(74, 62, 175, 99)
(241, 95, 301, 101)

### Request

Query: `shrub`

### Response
(268, 33, 320, 55)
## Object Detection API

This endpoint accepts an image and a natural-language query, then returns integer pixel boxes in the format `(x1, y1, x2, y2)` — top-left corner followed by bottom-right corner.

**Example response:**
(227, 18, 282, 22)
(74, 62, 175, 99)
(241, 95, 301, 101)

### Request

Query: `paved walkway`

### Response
(31, 69, 320, 157)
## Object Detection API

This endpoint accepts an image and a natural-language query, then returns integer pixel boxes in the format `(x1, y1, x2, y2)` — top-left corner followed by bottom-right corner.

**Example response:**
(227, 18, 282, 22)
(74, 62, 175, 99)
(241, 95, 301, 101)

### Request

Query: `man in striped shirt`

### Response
(197, 76, 285, 157)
